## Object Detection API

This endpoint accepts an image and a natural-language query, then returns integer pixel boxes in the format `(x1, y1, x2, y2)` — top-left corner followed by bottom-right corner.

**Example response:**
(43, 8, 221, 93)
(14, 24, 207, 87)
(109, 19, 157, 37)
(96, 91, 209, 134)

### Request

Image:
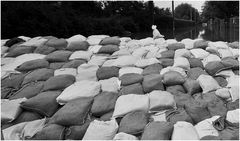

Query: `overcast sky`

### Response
(154, 0, 206, 12)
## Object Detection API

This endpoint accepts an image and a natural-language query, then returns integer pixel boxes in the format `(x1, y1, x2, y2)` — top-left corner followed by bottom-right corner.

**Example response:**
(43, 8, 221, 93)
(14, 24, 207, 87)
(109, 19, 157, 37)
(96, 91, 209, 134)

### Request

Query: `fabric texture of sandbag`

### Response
(181, 38, 195, 49)
(183, 78, 202, 95)
(19, 37, 47, 47)
(100, 111, 114, 121)
(195, 116, 220, 139)
(22, 68, 54, 86)
(54, 68, 77, 76)
(20, 91, 61, 117)
(49, 62, 66, 70)
(99, 77, 119, 93)
(197, 74, 221, 93)
(142, 74, 164, 93)
(45, 50, 72, 62)
(113, 94, 149, 118)
(214, 76, 228, 87)
(190, 48, 210, 59)
(215, 69, 235, 78)
(172, 121, 199, 140)
(173, 57, 190, 70)
(15, 59, 49, 72)
(96, 66, 119, 80)
(61, 60, 86, 68)
(167, 43, 185, 50)
(91, 91, 118, 117)
(113, 132, 138, 140)
(76, 64, 99, 81)
(111, 49, 131, 58)
(162, 71, 185, 86)
(158, 58, 174, 67)
(1, 73, 26, 89)
(9, 81, 44, 100)
(119, 73, 143, 86)
(99, 37, 121, 45)
(69, 50, 93, 61)
(132, 48, 149, 59)
(142, 63, 163, 75)
(88, 54, 109, 66)
(30, 123, 65, 140)
(202, 54, 221, 67)
(98, 45, 120, 55)
(112, 55, 138, 67)
(215, 88, 231, 101)
(226, 99, 239, 111)
(165, 108, 193, 124)
(82, 119, 119, 140)
(118, 111, 149, 135)
(120, 83, 144, 95)
(218, 49, 233, 58)
(174, 48, 192, 58)
(187, 67, 208, 80)
(188, 58, 204, 68)
(166, 85, 186, 95)
(150, 111, 167, 122)
(1, 98, 27, 124)
(67, 34, 86, 44)
(42, 75, 75, 91)
(226, 109, 239, 123)
(119, 67, 143, 77)
(158, 50, 175, 58)
(66, 40, 89, 51)
(56, 80, 100, 105)
(45, 38, 68, 50)
(135, 58, 159, 68)
(141, 121, 173, 140)
(193, 39, 209, 49)
(204, 61, 232, 76)
(49, 97, 93, 126)
(4, 37, 25, 47)
(6, 46, 36, 57)
(34, 45, 56, 55)
(148, 90, 176, 112)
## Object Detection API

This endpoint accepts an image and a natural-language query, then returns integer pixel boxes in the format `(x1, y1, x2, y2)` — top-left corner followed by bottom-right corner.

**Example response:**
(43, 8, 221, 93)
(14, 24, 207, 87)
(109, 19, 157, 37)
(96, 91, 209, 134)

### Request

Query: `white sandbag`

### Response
(113, 132, 138, 140)
(120, 37, 131, 43)
(83, 119, 118, 140)
(112, 94, 149, 118)
(1, 98, 27, 123)
(208, 41, 229, 49)
(195, 116, 220, 139)
(215, 88, 231, 101)
(173, 57, 190, 70)
(99, 77, 120, 93)
(112, 55, 138, 67)
(229, 86, 239, 102)
(1, 57, 15, 66)
(139, 37, 154, 46)
(69, 51, 93, 61)
(215, 69, 235, 78)
(66, 34, 86, 43)
(126, 40, 141, 53)
(160, 66, 187, 78)
(20, 37, 47, 47)
(54, 68, 77, 77)
(148, 90, 176, 112)
(1, 39, 8, 46)
(119, 67, 143, 77)
(197, 74, 221, 93)
(1, 46, 9, 56)
(111, 49, 131, 58)
(226, 109, 239, 123)
(217, 48, 233, 58)
(87, 38, 102, 46)
(76, 64, 99, 81)
(88, 45, 102, 53)
(88, 55, 109, 66)
(202, 54, 221, 67)
(150, 111, 167, 122)
(172, 121, 199, 140)
(229, 48, 239, 58)
(227, 75, 239, 101)
(190, 48, 210, 59)
(132, 48, 149, 59)
(102, 59, 116, 67)
(174, 49, 192, 58)
(2, 118, 46, 140)
(154, 38, 166, 45)
(18, 36, 31, 41)
(166, 39, 177, 45)
(135, 58, 159, 68)
(181, 38, 194, 49)
(56, 80, 100, 105)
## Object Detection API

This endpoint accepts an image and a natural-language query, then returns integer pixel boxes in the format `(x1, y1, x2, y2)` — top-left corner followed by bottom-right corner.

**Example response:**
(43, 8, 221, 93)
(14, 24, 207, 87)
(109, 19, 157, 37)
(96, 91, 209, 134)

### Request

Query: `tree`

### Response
(174, 3, 200, 22)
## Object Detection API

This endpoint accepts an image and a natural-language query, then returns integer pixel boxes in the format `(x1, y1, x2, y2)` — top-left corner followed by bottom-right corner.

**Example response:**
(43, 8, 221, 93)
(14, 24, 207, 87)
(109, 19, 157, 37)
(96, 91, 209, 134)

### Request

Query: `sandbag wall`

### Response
(1, 34, 239, 140)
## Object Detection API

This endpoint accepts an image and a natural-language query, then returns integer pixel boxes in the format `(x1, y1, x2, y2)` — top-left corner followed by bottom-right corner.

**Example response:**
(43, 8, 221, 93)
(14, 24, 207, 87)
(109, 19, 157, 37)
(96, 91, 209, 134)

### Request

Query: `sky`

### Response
(154, 0, 206, 12)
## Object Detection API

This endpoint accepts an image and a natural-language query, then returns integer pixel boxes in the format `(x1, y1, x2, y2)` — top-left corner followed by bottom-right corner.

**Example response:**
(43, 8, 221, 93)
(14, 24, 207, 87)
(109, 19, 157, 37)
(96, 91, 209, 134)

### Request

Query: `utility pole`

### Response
(172, 0, 175, 38)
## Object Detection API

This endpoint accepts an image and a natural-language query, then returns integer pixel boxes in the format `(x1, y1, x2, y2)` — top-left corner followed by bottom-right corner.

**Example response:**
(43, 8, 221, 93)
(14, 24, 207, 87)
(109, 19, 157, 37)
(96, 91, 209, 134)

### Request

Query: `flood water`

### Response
(133, 24, 239, 42)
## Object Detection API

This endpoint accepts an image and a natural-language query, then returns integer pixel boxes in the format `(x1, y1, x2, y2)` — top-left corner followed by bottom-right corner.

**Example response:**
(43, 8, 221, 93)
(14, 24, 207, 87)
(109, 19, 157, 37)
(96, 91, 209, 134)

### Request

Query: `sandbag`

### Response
(142, 63, 163, 75)
(190, 48, 209, 59)
(113, 94, 149, 118)
(135, 58, 160, 68)
(226, 109, 239, 123)
(193, 39, 209, 49)
(100, 77, 119, 92)
(49, 62, 66, 70)
(165, 108, 193, 124)
(118, 111, 149, 135)
(49, 97, 93, 126)
(91, 91, 118, 117)
(187, 67, 208, 80)
(215, 69, 235, 78)
(204, 61, 231, 76)
(45, 50, 72, 62)
(181, 38, 195, 49)
(1, 73, 26, 89)
(172, 121, 199, 140)
(173, 57, 190, 70)
(188, 58, 204, 68)
(166, 85, 186, 95)
(141, 121, 173, 140)
(98, 44, 120, 54)
(197, 74, 221, 93)
(202, 54, 221, 67)
(54, 68, 77, 76)
(42, 75, 75, 91)
(221, 57, 239, 70)
(96, 66, 119, 80)
(45, 38, 68, 50)
(100, 111, 114, 121)
(88, 45, 102, 53)
(174, 48, 192, 58)
(56, 80, 100, 105)
(120, 83, 144, 95)
(88, 54, 109, 66)
(226, 99, 239, 111)
(112, 55, 138, 67)
(15, 59, 49, 72)
(22, 68, 54, 86)
(69, 50, 93, 61)
(1, 98, 27, 124)
(20, 91, 61, 117)
(67, 34, 86, 44)
(61, 60, 86, 68)
(158, 50, 175, 58)
(183, 78, 202, 95)
(158, 58, 174, 67)
(162, 71, 185, 86)
(6, 46, 36, 57)
(34, 45, 56, 55)
(228, 41, 239, 48)
(99, 37, 121, 45)
(142, 74, 164, 93)
(167, 43, 185, 50)
(174, 93, 192, 108)
(120, 73, 143, 86)
(66, 40, 89, 51)
(148, 90, 176, 112)
(214, 76, 228, 87)
(9, 81, 44, 100)
(82, 119, 118, 140)
(218, 48, 233, 58)
(119, 67, 143, 77)
(132, 48, 149, 59)
(161, 66, 187, 78)
(76, 64, 99, 81)
(20, 37, 47, 47)
(4, 37, 25, 47)
(111, 49, 131, 58)
(113, 132, 138, 140)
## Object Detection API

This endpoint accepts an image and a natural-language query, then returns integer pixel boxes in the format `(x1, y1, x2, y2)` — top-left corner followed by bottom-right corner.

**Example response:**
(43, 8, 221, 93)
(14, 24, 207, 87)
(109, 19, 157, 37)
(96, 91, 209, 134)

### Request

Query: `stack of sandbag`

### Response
(1, 34, 239, 140)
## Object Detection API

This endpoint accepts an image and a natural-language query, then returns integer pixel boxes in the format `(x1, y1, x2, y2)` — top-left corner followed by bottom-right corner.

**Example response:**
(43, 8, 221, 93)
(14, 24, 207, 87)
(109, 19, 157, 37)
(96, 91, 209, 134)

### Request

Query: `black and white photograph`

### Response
(1, 0, 239, 140)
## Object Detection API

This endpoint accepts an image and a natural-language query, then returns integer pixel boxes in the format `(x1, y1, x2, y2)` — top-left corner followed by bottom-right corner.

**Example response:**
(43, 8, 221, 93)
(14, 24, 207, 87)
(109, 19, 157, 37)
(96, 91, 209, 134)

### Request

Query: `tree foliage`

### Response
(174, 3, 200, 22)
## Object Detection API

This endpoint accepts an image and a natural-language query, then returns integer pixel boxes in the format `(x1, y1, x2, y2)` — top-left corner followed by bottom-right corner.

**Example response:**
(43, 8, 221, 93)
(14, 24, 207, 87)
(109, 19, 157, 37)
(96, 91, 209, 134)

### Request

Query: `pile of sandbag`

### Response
(1, 35, 239, 140)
